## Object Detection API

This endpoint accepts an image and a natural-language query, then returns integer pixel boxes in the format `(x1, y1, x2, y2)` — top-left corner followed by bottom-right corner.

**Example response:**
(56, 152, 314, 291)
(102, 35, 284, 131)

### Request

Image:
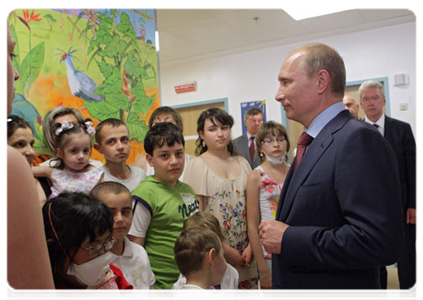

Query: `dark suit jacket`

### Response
(273, 110, 404, 289)
(233, 134, 260, 169)
(384, 116, 416, 212)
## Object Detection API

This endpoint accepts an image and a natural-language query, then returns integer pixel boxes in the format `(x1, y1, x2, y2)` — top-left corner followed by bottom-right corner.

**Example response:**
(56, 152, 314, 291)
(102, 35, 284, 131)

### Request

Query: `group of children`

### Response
(7, 104, 291, 290)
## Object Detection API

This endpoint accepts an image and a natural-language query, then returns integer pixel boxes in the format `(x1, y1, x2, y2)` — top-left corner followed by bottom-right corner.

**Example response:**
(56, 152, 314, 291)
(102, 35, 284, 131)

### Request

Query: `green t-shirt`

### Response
(131, 176, 199, 289)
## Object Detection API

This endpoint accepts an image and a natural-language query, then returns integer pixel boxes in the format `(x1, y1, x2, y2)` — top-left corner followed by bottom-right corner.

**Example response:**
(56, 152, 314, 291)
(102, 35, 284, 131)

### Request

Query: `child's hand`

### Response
(259, 269, 272, 289)
(241, 243, 253, 266)
(223, 243, 245, 268)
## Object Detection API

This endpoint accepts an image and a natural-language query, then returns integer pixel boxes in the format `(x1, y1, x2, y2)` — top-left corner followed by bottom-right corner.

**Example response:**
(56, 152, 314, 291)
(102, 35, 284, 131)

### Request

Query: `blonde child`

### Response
(184, 108, 258, 289)
(174, 227, 227, 290)
(42, 193, 134, 300)
(32, 120, 103, 198)
(172, 212, 239, 289)
(246, 121, 290, 289)
(91, 182, 155, 289)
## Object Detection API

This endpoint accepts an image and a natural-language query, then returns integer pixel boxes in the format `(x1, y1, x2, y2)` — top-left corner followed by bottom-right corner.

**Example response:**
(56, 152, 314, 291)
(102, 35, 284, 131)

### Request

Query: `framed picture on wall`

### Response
(241, 100, 266, 135)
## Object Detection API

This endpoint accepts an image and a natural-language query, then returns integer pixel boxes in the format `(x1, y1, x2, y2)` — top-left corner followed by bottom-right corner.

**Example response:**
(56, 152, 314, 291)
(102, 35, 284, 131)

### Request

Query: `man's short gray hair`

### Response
(358, 81, 385, 99)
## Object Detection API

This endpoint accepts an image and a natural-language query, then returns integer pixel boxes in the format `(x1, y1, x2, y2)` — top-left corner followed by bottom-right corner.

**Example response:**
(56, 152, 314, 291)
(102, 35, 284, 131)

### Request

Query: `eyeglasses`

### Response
(262, 137, 286, 144)
(80, 237, 117, 256)
(247, 118, 263, 124)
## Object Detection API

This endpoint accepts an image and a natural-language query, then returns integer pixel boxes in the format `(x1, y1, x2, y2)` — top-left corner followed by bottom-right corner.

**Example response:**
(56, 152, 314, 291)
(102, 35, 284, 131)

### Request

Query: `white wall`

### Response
(159, 22, 416, 137)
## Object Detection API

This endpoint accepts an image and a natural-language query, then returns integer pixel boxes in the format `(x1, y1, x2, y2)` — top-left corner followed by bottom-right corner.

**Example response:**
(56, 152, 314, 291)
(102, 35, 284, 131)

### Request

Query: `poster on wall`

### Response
(8, 9, 160, 164)
(240, 100, 266, 135)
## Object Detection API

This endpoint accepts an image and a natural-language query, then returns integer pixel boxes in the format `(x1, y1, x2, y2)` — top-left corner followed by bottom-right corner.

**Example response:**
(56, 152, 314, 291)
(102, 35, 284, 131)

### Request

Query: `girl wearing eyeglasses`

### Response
(246, 121, 290, 289)
(42, 192, 133, 289)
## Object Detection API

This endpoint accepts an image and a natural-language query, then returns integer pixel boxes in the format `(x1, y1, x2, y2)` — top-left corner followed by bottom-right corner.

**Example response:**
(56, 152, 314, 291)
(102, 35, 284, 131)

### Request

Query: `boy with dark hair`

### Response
(91, 181, 155, 289)
(93, 118, 145, 192)
(128, 122, 200, 289)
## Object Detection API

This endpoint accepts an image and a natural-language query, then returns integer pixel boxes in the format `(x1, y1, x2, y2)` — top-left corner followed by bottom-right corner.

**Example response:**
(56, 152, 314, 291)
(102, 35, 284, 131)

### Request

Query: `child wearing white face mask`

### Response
(42, 192, 133, 289)
(246, 121, 290, 289)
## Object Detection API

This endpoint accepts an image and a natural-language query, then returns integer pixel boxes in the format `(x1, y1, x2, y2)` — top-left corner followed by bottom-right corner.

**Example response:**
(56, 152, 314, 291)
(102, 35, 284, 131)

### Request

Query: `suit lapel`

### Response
(278, 111, 351, 221)
(383, 115, 393, 141)
(242, 135, 253, 164)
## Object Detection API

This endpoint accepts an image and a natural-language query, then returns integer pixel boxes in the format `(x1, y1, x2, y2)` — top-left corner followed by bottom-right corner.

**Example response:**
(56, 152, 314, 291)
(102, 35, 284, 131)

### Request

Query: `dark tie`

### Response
(373, 123, 379, 128)
(293, 132, 314, 173)
(249, 136, 255, 162)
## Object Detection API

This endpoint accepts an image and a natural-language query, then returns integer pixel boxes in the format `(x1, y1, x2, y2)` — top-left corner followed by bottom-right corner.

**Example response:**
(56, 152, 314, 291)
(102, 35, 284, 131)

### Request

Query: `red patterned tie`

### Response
(293, 132, 314, 173)
(249, 136, 255, 162)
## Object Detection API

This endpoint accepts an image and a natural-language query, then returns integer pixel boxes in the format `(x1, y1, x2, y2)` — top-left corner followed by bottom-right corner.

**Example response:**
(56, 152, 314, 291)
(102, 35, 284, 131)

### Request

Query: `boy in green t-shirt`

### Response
(128, 122, 199, 289)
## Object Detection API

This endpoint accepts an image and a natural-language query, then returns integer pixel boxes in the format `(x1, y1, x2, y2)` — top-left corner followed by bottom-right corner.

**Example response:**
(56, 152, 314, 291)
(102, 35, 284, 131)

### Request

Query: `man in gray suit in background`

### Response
(233, 107, 263, 169)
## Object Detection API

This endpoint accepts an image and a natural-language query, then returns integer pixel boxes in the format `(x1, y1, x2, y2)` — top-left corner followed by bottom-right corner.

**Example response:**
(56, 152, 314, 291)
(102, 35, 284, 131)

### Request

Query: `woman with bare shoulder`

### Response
(7, 23, 54, 289)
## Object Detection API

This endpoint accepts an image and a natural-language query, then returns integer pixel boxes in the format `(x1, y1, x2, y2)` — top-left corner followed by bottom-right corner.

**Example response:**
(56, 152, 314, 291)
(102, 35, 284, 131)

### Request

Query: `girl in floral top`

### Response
(246, 121, 290, 289)
(184, 108, 258, 289)
(32, 120, 103, 198)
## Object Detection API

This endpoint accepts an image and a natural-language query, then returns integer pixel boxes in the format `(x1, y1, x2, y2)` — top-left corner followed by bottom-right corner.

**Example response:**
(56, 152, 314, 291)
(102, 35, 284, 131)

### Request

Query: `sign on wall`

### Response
(8, 9, 160, 164)
(240, 100, 266, 135)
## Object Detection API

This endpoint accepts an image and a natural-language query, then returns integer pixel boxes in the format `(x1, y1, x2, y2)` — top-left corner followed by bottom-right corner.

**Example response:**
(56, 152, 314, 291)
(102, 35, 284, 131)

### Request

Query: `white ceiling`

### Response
(156, 9, 415, 67)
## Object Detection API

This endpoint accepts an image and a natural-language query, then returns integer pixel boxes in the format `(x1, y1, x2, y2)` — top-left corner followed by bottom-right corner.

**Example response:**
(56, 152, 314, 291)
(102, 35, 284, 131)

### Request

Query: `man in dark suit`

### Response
(359, 80, 416, 289)
(233, 107, 263, 169)
(259, 43, 404, 289)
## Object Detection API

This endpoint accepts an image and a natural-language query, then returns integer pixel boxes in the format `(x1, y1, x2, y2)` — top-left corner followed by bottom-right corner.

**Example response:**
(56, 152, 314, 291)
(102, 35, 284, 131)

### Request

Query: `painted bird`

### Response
(56, 47, 103, 102)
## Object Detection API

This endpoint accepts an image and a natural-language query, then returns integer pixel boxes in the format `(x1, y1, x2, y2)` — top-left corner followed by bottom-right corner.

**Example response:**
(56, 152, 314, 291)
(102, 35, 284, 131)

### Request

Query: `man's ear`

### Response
(316, 69, 330, 94)
(93, 143, 103, 154)
(146, 154, 154, 167)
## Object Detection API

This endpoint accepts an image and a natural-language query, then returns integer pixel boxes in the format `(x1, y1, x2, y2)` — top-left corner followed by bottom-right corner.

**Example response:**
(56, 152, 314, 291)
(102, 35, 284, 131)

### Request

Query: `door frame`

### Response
(171, 97, 228, 111)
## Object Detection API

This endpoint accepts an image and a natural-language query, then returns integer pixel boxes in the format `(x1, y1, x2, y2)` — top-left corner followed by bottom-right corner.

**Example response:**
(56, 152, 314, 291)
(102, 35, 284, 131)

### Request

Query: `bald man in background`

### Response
(343, 95, 360, 118)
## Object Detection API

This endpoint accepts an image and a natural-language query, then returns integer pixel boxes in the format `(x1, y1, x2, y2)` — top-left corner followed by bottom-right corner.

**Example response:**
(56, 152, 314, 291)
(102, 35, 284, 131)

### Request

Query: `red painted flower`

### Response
(121, 68, 136, 102)
(18, 9, 42, 31)
(223, 220, 232, 231)
(242, 209, 247, 220)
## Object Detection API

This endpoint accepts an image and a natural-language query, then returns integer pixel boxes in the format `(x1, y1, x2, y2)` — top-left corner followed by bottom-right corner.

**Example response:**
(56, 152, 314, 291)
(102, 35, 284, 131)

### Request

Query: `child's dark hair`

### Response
(51, 119, 93, 169)
(95, 118, 128, 145)
(149, 106, 183, 131)
(144, 122, 185, 156)
(183, 212, 225, 243)
(91, 181, 131, 199)
(255, 121, 290, 163)
(42, 192, 114, 288)
(174, 227, 222, 277)
(7, 115, 33, 139)
(195, 108, 236, 156)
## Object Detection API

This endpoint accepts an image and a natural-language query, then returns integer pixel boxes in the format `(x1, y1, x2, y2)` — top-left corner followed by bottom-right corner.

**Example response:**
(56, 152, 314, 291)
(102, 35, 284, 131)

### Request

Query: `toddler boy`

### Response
(128, 122, 200, 289)
(91, 181, 155, 289)
(94, 118, 145, 191)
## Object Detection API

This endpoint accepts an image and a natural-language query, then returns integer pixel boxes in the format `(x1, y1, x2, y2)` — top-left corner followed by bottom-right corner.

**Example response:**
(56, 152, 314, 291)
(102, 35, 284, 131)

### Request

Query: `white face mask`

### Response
(67, 251, 114, 287)
(264, 153, 286, 165)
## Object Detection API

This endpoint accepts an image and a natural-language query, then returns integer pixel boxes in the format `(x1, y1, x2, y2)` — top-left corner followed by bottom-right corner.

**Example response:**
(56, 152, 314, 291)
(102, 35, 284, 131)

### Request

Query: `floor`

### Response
(260, 239, 420, 300)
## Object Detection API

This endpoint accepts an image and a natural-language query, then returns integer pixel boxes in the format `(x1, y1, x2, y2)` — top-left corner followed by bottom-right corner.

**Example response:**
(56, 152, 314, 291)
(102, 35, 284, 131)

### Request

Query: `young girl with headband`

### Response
(32, 120, 103, 198)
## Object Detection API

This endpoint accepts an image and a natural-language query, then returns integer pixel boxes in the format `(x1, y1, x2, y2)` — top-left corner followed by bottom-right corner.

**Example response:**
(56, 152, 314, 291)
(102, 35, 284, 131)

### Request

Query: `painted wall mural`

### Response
(8, 9, 160, 164)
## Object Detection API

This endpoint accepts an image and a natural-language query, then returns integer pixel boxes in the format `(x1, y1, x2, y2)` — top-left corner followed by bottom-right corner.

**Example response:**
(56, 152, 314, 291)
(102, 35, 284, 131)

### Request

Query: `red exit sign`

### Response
(174, 81, 197, 94)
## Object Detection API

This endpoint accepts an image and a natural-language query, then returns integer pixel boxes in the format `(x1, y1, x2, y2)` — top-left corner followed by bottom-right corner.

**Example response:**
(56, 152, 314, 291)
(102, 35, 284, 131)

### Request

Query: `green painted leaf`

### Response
(116, 12, 136, 40)
(20, 42, 45, 96)
(126, 113, 149, 142)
